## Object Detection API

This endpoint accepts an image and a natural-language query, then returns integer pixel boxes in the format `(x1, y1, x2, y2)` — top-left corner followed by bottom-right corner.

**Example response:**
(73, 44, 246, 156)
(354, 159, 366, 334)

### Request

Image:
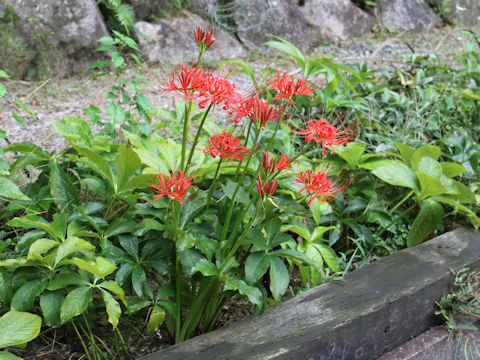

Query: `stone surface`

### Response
(0, 0, 109, 75)
(232, 0, 309, 51)
(380, 321, 480, 360)
(375, 0, 443, 33)
(431, 0, 480, 26)
(135, 12, 245, 65)
(300, 0, 375, 41)
(139, 228, 480, 360)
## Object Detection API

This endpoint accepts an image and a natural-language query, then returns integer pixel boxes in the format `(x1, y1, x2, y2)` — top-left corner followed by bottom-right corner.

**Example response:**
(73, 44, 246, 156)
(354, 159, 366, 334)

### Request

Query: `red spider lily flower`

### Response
(202, 131, 249, 161)
(268, 71, 314, 103)
(262, 151, 294, 175)
(150, 170, 194, 204)
(197, 73, 243, 111)
(295, 168, 350, 205)
(194, 26, 215, 51)
(231, 97, 281, 127)
(160, 64, 204, 99)
(256, 173, 278, 200)
(293, 114, 357, 156)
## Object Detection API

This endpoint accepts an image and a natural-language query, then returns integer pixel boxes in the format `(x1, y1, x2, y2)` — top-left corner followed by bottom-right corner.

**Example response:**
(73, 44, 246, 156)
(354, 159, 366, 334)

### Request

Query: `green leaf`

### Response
(50, 160, 77, 211)
(270, 249, 323, 273)
(101, 290, 121, 329)
(105, 218, 137, 238)
(147, 305, 165, 333)
(245, 252, 271, 284)
(27, 238, 58, 260)
(59, 258, 105, 276)
(336, 142, 366, 168)
(311, 226, 337, 242)
(416, 157, 442, 179)
(269, 257, 289, 303)
(406, 200, 444, 247)
(313, 243, 339, 272)
(47, 272, 89, 290)
(0, 84, 6, 99)
(281, 224, 311, 242)
(191, 258, 218, 277)
(98, 280, 127, 306)
(60, 287, 93, 323)
(0, 311, 42, 347)
(0, 177, 30, 201)
(396, 142, 415, 166)
(224, 277, 263, 307)
(416, 171, 449, 201)
(132, 266, 147, 297)
(40, 291, 64, 326)
(371, 160, 419, 190)
(55, 236, 95, 265)
(450, 180, 476, 202)
(0, 351, 23, 360)
(53, 117, 93, 149)
(74, 147, 115, 189)
(430, 196, 480, 228)
(15, 99, 37, 121)
(440, 162, 466, 178)
(410, 145, 441, 171)
(221, 179, 250, 206)
(116, 145, 141, 194)
(0, 70, 9, 78)
(118, 235, 138, 258)
(11, 281, 46, 312)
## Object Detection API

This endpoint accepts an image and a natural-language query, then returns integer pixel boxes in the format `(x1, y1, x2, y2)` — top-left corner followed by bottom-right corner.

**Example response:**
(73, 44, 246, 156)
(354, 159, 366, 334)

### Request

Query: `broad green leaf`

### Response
(74, 147, 115, 189)
(416, 157, 442, 179)
(431, 196, 480, 228)
(60, 286, 93, 323)
(15, 99, 37, 121)
(105, 218, 137, 238)
(221, 179, 250, 206)
(0, 311, 41, 347)
(309, 199, 332, 225)
(270, 249, 323, 273)
(176, 233, 195, 252)
(245, 252, 271, 284)
(125, 298, 151, 315)
(59, 258, 104, 276)
(180, 248, 202, 276)
(98, 280, 127, 306)
(0, 351, 23, 360)
(224, 277, 263, 307)
(396, 142, 415, 166)
(3, 142, 49, 159)
(242, 228, 267, 249)
(101, 290, 121, 329)
(50, 161, 77, 211)
(191, 258, 218, 277)
(440, 162, 466, 178)
(450, 180, 476, 202)
(0, 70, 8, 78)
(0, 258, 41, 267)
(406, 200, 444, 247)
(313, 243, 340, 272)
(55, 236, 95, 265)
(27, 238, 58, 260)
(95, 257, 117, 277)
(147, 305, 165, 333)
(336, 142, 366, 168)
(118, 235, 138, 258)
(0, 178, 30, 201)
(53, 116, 93, 148)
(269, 257, 289, 303)
(11, 281, 46, 312)
(281, 224, 311, 242)
(11, 110, 26, 126)
(40, 291, 64, 326)
(311, 226, 337, 242)
(416, 171, 449, 201)
(116, 145, 141, 193)
(132, 266, 147, 297)
(47, 272, 89, 291)
(410, 145, 441, 171)
(371, 160, 419, 190)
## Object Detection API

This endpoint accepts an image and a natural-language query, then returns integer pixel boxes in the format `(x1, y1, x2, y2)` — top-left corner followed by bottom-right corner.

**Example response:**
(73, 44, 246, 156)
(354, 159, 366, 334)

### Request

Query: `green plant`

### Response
(96, 0, 135, 35)
(0, 311, 42, 360)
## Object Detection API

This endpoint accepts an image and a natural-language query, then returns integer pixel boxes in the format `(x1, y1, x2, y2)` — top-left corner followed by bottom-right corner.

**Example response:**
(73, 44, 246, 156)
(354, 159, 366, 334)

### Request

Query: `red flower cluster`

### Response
(232, 97, 282, 127)
(295, 168, 349, 205)
(256, 173, 278, 200)
(197, 73, 242, 111)
(161, 64, 204, 99)
(194, 26, 215, 51)
(150, 170, 194, 204)
(202, 131, 249, 161)
(293, 115, 357, 156)
(268, 71, 314, 103)
(262, 151, 293, 175)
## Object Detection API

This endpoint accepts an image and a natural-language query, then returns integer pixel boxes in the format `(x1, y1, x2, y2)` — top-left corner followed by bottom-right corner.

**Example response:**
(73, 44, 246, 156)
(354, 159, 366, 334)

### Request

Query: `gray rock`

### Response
(232, 0, 309, 51)
(431, 0, 480, 26)
(135, 12, 245, 65)
(375, 0, 442, 33)
(300, 0, 375, 41)
(1, 0, 109, 76)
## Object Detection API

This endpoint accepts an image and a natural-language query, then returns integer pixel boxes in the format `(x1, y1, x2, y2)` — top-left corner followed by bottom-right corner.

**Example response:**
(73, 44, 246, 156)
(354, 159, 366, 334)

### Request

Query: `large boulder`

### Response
(431, 0, 480, 26)
(232, 0, 309, 51)
(375, 0, 442, 32)
(300, 0, 375, 41)
(0, 0, 109, 77)
(135, 12, 245, 65)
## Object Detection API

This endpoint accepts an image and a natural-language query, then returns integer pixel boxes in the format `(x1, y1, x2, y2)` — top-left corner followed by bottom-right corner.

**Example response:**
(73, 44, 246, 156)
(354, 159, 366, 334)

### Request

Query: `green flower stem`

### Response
(219, 129, 262, 243)
(185, 104, 213, 170)
(265, 105, 289, 153)
(206, 157, 223, 209)
(174, 254, 181, 343)
(389, 190, 414, 216)
(72, 320, 92, 360)
(180, 102, 192, 170)
(223, 195, 257, 257)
